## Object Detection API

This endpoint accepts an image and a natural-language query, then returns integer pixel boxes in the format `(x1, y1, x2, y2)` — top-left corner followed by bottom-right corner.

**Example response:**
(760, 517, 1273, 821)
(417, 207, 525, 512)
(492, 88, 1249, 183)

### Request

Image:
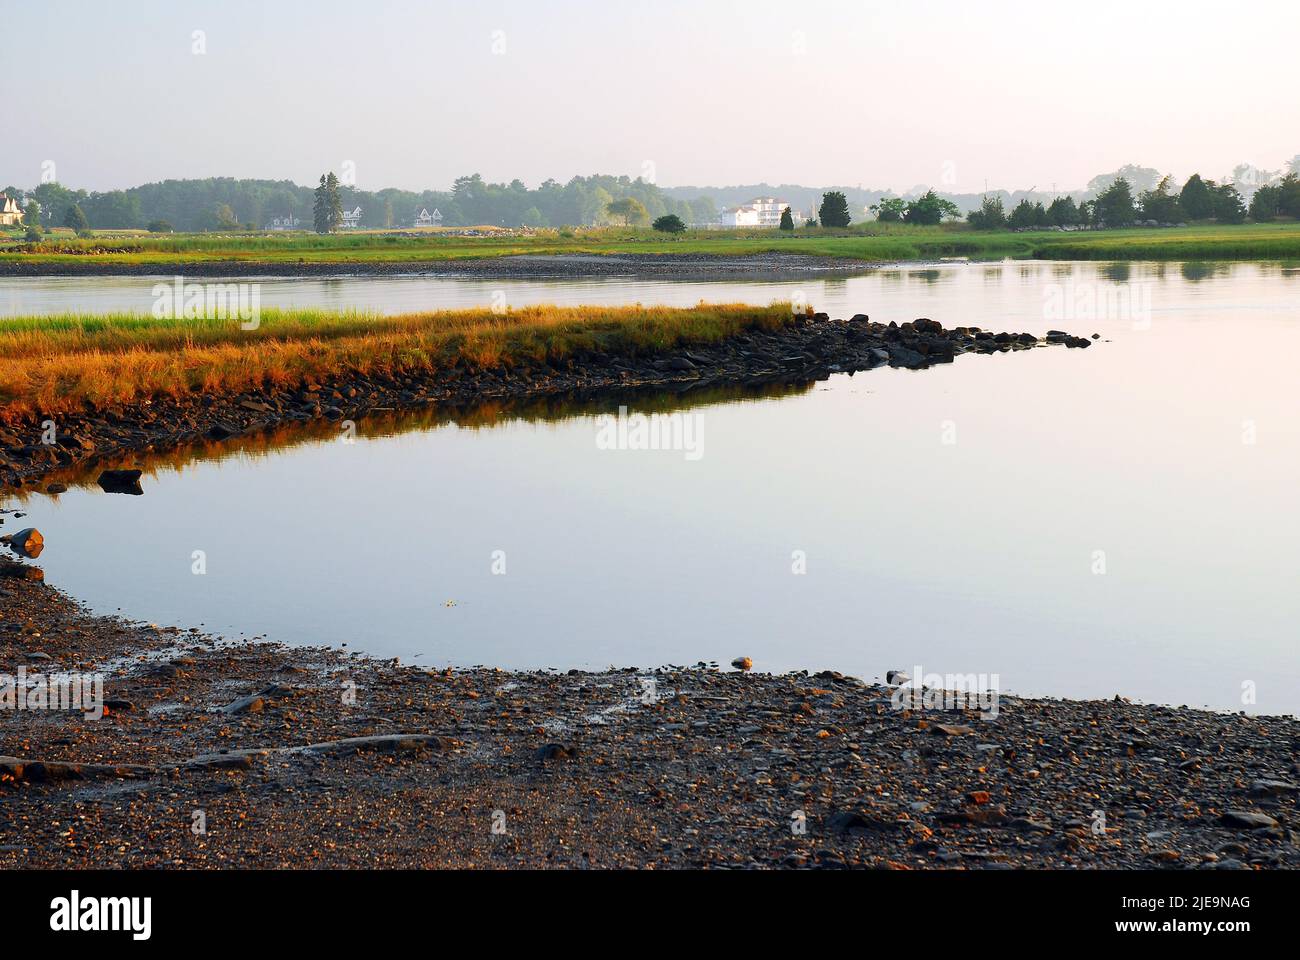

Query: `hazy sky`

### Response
(6, 0, 1298, 194)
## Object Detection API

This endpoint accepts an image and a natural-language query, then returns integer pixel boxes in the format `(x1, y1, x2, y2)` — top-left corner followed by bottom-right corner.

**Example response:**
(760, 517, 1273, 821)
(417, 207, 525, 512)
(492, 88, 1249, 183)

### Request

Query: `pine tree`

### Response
(325, 172, 343, 231)
(779, 206, 794, 231)
(818, 191, 851, 228)
(313, 175, 330, 233)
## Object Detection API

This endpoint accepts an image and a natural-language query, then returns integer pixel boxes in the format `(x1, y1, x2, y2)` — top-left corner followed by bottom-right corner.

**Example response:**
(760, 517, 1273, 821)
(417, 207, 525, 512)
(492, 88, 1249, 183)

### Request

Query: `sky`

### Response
(4, 0, 1298, 194)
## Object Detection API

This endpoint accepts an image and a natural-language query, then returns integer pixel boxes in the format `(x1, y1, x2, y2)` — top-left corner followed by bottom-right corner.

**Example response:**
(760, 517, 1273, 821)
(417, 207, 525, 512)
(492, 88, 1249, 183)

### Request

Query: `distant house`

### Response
(413, 207, 443, 228)
(0, 193, 23, 227)
(268, 214, 301, 231)
(340, 206, 363, 229)
(717, 197, 790, 228)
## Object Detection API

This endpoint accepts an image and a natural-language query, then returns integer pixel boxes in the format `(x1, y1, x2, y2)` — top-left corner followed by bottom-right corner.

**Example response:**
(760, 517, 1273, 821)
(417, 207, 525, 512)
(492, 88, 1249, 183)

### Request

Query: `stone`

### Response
(931, 723, 975, 736)
(96, 469, 143, 495)
(1219, 810, 1278, 830)
(731, 656, 753, 671)
(536, 743, 578, 762)
(5, 527, 43, 558)
(222, 695, 265, 715)
(0, 559, 42, 581)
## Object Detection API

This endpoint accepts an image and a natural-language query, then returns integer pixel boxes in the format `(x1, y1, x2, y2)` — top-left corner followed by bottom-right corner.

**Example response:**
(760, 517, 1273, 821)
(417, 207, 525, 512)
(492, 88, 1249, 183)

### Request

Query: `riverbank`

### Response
(0, 570, 1295, 869)
(3, 223, 1298, 276)
(0, 252, 878, 279)
(0, 307, 1094, 490)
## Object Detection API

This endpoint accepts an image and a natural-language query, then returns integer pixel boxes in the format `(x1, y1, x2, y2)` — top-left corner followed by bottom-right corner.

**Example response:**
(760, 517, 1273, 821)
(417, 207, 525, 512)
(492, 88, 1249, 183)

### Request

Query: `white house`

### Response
(268, 214, 301, 231)
(717, 197, 791, 228)
(0, 193, 23, 227)
(413, 207, 443, 227)
(341, 205, 363, 229)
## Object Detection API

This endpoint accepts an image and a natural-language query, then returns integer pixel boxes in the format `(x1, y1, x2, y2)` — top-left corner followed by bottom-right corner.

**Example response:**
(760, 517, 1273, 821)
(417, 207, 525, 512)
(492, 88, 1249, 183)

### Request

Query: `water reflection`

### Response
(15, 380, 813, 499)
(5, 261, 1300, 715)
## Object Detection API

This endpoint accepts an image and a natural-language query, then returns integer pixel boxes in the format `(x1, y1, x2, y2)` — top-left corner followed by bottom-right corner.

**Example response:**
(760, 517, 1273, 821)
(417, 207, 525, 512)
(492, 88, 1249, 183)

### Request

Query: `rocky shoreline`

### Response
(0, 313, 1094, 491)
(0, 571, 1295, 869)
(0, 252, 877, 280)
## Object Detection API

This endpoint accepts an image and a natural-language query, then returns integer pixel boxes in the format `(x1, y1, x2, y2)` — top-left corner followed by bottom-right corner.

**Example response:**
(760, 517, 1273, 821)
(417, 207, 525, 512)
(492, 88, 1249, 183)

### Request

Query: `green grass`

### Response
(0, 302, 796, 419)
(3, 222, 1298, 267)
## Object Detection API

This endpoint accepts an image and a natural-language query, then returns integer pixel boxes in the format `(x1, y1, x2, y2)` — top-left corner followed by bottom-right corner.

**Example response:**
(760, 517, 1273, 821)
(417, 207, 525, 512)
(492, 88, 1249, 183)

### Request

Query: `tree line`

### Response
(3, 174, 718, 233)
(964, 173, 1300, 229)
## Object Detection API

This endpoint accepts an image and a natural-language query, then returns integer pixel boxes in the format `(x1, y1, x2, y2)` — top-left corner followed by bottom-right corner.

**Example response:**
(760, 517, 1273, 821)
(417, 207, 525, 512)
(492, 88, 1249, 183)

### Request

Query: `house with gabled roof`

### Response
(0, 193, 24, 227)
(413, 207, 442, 228)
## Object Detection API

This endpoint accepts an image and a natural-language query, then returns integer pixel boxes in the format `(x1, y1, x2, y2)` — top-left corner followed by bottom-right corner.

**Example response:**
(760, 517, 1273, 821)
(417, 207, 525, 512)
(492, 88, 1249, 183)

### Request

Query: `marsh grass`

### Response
(0, 302, 795, 419)
(5, 222, 1298, 267)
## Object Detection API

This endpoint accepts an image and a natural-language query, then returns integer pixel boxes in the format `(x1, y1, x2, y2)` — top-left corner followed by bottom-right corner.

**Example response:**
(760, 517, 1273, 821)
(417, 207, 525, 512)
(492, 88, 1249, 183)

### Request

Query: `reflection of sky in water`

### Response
(7, 262, 1300, 715)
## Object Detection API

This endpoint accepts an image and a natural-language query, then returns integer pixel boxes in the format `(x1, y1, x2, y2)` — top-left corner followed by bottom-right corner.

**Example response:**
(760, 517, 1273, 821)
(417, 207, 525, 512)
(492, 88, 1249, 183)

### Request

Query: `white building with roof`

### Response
(413, 207, 442, 227)
(717, 197, 790, 228)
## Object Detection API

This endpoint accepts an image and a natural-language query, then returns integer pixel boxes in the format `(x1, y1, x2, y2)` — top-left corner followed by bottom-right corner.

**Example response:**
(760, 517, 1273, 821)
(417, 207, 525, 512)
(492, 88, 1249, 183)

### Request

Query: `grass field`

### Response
(0, 302, 796, 419)
(2, 222, 1299, 268)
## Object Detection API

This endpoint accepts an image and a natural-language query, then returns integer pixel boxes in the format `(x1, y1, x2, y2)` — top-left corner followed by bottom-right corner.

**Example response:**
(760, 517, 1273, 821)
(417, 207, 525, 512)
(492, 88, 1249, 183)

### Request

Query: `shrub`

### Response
(966, 195, 1006, 229)
(651, 214, 686, 234)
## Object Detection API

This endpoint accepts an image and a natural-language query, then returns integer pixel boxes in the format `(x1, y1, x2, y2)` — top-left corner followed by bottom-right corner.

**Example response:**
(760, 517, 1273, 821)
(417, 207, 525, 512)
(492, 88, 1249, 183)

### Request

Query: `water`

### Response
(6, 261, 1300, 715)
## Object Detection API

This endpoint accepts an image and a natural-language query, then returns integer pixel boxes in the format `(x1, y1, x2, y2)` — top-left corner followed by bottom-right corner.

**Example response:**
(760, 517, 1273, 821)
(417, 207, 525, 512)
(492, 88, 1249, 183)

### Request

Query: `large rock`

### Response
(1220, 810, 1278, 830)
(5, 527, 43, 558)
(97, 469, 143, 495)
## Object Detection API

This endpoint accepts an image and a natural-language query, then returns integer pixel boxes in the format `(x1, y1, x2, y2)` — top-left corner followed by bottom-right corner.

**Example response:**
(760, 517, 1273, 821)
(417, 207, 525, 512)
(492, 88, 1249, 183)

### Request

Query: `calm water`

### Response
(5, 262, 1300, 714)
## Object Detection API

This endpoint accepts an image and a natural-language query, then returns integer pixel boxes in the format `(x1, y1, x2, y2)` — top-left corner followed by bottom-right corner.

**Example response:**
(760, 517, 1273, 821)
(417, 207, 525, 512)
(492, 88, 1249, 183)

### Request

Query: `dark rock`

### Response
(536, 743, 579, 762)
(0, 559, 43, 581)
(206, 422, 240, 441)
(97, 469, 143, 495)
(1220, 810, 1279, 830)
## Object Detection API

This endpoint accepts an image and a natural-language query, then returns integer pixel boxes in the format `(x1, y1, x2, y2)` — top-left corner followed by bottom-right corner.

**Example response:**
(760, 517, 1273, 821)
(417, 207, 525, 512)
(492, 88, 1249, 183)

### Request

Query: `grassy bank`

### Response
(0, 302, 795, 419)
(3, 222, 1299, 268)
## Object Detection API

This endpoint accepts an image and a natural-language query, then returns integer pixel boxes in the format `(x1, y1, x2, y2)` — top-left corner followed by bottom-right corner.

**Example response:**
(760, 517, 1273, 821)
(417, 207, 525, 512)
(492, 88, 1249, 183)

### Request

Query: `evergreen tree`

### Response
(313, 175, 330, 233)
(313, 173, 344, 233)
(63, 203, 89, 231)
(1179, 174, 1213, 220)
(966, 195, 1007, 229)
(1094, 178, 1136, 227)
(326, 172, 343, 232)
(1046, 195, 1080, 226)
(1137, 176, 1183, 223)
(1210, 183, 1246, 224)
(779, 206, 794, 231)
(818, 191, 851, 227)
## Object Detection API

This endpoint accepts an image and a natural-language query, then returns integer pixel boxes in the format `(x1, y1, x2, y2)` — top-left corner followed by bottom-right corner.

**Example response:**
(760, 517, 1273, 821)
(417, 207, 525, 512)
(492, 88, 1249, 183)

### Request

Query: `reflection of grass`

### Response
(4, 222, 1299, 267)
(12, 379, 810, 499)
(0, 302, 795, 419)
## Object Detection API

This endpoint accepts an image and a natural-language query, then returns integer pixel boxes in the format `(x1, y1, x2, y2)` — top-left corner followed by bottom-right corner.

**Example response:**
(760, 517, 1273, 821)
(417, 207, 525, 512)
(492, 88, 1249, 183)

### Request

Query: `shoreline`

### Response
(0, 252, 882, 280)
(0, 572, 1295, 869)
(1, 313, 1093, 491)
